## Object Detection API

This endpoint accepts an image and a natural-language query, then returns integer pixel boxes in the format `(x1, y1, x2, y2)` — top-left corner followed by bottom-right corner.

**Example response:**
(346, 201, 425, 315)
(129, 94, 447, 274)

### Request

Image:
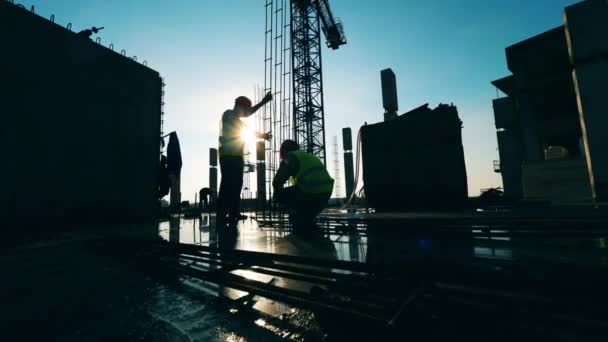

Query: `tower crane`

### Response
(291, 0, 346, 164)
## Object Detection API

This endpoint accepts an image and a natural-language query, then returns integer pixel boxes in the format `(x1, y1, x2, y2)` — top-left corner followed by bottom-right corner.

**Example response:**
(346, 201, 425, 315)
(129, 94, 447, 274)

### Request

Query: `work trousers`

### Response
(275, 186, 331, 235)
(216, 155, 244, 220)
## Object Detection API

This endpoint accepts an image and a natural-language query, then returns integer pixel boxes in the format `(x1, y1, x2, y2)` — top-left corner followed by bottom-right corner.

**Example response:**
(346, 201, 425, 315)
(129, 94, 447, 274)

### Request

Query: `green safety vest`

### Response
(218, 110, 245, 157)
(289, 150, 334, 194)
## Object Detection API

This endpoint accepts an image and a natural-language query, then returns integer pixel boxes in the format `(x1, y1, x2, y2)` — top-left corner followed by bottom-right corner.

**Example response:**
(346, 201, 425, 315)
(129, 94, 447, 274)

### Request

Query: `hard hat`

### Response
(235, 96, 252, 109)
(280, 139, 300, 159)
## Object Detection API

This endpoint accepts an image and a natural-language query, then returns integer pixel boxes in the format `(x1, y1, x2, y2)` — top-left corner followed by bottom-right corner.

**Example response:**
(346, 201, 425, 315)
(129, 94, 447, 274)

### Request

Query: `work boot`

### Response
(216, 212, 227, 230)
(225, 214, 239, 230)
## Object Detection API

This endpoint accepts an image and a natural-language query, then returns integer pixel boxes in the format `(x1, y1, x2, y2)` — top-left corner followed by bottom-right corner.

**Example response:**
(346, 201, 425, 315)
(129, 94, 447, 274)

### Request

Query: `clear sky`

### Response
(24, 0, 581, 200)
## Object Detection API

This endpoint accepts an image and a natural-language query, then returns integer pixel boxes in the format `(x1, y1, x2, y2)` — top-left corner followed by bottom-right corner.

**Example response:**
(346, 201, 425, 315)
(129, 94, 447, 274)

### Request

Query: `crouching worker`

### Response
(273, 140, 334, 235)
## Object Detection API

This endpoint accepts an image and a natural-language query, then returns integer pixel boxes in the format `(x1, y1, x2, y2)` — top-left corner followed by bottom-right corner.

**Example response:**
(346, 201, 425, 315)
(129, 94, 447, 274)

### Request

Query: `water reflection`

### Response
(159, 213, 363, 262)
(158, 213, 608, 267)
(152, 213, 608, 341)
(158, 215, 211, 245)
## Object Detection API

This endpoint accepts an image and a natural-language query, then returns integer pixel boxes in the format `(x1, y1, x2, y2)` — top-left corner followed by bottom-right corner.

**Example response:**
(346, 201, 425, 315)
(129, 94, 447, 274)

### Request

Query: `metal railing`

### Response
(2, 0, 151, 69)
(493, 160, 501, 173)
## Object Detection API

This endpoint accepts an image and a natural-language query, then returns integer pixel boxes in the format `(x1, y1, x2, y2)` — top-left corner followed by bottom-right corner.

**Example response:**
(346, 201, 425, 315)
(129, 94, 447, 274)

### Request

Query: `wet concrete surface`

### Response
(0, 223, 288, 341)
(160, 212, 608, 268)
(2, 211, 608, 341)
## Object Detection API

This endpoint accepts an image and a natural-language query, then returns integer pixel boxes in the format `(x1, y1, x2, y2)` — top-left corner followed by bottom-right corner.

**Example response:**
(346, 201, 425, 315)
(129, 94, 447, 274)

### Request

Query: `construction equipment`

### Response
(259, 0, 346, 215)
(291, 0, 346, 164)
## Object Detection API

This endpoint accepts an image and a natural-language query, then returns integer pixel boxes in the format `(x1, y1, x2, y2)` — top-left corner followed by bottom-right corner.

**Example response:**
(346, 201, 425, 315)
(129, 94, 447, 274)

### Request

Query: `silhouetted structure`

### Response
(167, 132, 183, 209)
(332, 135, 342, 198)
(361, 104, 468, 212)
(158, 155, 170, 199)
(209, 148, 218, 206)
(77, 26, 103, 39)
(291, 0, 346, 165)
(492, 0, 606, 204)
(381, 68, 398, 121)
(256, 141, 267, 210)
(0, 2, 162, 226)
(257, 0, 347, 216)
(342, 127, 355, 198)
(199, 188, 212, 211)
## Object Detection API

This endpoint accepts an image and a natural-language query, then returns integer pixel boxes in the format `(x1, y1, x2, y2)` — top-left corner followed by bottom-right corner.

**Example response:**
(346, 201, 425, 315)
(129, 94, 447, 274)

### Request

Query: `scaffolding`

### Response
(332, 135, 342, 198)
(160, 77, 166, 153)
(242, 151, 254, 200)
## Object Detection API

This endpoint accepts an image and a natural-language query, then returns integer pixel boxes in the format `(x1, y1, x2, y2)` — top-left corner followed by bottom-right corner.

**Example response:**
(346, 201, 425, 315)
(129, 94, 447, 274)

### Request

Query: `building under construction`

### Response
(3, 0, 608, 341)
(492, 0, 607, 205)
(0, 2, 163, 227)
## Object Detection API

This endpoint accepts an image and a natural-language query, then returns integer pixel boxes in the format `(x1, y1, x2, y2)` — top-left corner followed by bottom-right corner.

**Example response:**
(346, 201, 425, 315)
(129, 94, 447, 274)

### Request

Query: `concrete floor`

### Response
(2, 210, 608, 341)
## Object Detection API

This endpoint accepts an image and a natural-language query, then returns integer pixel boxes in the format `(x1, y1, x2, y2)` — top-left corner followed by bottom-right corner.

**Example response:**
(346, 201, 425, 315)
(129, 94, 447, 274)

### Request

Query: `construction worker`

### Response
(217, 93, 272, 228)
(273, 140, 334, 235)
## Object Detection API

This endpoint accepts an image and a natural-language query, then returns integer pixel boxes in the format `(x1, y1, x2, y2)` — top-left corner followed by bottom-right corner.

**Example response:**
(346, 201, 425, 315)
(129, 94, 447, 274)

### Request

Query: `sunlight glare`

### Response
(240, 119, 257, 151)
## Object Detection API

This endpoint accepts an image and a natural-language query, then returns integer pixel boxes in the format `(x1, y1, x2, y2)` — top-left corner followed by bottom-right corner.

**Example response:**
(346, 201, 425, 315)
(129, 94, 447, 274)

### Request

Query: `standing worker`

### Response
(217, 93, 273, 228)
(273, 140, 334, 235)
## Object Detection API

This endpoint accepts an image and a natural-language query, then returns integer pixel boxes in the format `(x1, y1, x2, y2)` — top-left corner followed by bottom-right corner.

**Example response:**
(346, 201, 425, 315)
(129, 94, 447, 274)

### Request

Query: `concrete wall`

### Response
(565, 0, 608, 201)
(361, 104, 468, 212)
(522, 159, 593, 204)
(493, 98, 523, 199)
(0, 3, 162, 227)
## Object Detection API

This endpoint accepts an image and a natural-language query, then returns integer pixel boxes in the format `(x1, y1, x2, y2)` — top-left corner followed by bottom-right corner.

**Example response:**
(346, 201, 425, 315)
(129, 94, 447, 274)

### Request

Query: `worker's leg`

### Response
(224, 157, 243, 220)
(219, 156, 244, 225)
(231, 158, 244, 218)
(294, 191, 331, 236)
(216, 156, 230, 221)
(310, 191, 332, 217)
(274, 186, 299, 208)
(276, 189, 311, 235)
(274, 187, 300, 229)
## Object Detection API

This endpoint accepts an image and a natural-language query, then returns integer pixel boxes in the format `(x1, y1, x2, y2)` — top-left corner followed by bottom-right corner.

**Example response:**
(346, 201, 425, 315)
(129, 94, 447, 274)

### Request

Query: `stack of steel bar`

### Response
(105, 237, 608, 339)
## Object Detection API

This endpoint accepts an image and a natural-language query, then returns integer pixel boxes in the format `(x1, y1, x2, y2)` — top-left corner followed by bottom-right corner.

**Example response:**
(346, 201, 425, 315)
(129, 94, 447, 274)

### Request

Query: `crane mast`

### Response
(291, 0, 346, 165)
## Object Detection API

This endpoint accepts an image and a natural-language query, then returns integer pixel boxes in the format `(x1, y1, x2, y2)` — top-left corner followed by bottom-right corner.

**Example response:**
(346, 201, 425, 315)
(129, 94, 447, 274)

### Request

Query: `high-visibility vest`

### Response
(289, 150, 334, 194)
(218, 110, 244, 157)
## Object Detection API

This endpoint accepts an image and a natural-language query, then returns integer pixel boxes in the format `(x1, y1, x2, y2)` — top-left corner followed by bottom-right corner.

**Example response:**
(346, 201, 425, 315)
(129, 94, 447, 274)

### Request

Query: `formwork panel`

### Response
(0, 3, 162, 226)
(361, 104, 468, 212)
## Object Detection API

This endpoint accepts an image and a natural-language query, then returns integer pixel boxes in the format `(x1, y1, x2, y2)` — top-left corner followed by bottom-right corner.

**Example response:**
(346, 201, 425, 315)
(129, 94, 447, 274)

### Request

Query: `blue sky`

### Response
(24, 0, 580, 200)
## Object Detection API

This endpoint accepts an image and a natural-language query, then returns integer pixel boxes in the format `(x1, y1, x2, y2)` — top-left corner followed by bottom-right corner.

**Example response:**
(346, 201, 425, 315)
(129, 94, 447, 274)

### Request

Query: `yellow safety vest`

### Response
(289, 150, 334, 194)
(218, 110, 245, 157)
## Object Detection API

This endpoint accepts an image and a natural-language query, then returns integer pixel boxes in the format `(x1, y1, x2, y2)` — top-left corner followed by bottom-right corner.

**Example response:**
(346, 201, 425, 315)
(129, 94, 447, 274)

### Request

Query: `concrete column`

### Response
(342, 128, 355, 198)
(517, 94, 543, 162)
(169, 173, 181, 209)
(209, 148, 218, 205)
(565, 0, 608, 201)
(493, 97, 523, 199)
(256, 141, 266, 209)
(496, 131, 523, 199)
(381, 68, 399, 122)
(209, 168, 217, 203)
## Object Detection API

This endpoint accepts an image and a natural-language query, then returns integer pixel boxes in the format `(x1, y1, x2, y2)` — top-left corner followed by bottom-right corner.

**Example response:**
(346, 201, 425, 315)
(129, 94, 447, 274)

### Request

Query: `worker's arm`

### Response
(244, 92, 272, 117)
(272, 155, 298, 191)
(255, 132, 272, 141)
